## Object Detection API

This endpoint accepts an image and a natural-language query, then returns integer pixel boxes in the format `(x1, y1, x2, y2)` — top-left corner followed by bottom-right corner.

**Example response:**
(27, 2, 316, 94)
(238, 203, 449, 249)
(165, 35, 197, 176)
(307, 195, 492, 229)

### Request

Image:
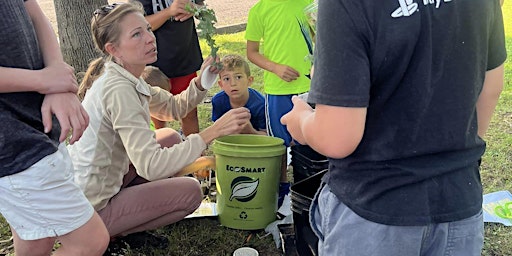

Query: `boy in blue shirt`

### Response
(212, 54, 266, 135)
(212, 54, 290, 206)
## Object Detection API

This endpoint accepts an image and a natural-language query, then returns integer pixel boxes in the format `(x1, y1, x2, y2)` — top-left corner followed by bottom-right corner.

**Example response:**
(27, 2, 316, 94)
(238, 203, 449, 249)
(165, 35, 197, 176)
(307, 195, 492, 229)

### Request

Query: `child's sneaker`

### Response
(278, 182, 291, 208)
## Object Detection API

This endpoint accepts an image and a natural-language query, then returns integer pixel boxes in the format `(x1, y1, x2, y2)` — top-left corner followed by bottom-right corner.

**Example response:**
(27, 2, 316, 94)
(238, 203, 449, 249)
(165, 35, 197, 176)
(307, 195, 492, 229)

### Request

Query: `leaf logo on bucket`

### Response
(230, 177, 259, 202)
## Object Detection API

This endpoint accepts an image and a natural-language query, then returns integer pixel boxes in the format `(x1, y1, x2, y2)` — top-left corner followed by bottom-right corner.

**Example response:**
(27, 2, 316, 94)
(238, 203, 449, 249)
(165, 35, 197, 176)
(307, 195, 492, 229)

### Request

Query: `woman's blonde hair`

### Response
(77, 57, 105, 101)
(78, 2, 144, 100)
(90, 2, 144, 55)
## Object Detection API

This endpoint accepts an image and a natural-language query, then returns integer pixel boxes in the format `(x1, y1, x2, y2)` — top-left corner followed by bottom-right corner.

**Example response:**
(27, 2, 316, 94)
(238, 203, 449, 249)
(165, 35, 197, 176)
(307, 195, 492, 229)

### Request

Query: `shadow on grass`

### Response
(121, 217, 281, 256)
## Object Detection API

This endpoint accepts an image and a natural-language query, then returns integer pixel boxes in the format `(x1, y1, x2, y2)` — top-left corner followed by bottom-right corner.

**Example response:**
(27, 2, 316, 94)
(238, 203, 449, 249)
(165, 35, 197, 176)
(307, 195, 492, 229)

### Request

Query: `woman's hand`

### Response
(199, 107, 251, 144)
(195, 55, 221, 90)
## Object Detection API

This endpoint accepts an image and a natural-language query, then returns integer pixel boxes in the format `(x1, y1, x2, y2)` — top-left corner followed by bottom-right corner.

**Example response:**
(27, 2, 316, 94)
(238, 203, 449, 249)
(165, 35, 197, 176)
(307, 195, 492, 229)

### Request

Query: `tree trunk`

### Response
(53, 0, 107, 74)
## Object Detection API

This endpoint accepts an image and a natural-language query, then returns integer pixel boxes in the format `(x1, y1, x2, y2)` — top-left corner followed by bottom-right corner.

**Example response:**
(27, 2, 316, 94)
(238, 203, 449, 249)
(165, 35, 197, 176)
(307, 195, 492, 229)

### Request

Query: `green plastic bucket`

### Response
(212, 134, 285, 230)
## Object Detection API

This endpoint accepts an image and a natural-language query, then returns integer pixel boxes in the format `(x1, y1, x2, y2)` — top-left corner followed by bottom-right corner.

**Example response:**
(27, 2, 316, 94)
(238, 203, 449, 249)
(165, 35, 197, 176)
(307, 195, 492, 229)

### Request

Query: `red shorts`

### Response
(169, 72, 197, 95)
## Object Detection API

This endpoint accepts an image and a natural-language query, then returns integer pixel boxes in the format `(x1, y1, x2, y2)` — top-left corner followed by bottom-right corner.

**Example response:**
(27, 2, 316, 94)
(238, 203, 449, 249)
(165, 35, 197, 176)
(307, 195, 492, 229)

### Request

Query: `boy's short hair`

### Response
(220, 54, 251, 76)
(142, 65, 170, 91)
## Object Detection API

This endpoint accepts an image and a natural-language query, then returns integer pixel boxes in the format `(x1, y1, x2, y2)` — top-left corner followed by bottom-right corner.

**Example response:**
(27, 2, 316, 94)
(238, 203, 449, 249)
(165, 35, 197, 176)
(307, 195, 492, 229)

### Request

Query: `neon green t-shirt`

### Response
(245, 0, 314, 95)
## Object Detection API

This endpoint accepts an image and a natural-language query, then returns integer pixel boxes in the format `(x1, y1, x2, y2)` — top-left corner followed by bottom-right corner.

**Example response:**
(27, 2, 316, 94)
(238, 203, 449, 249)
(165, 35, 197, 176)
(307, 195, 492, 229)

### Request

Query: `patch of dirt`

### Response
(205, 0, 258, 27)
(37, 0, 258, 33)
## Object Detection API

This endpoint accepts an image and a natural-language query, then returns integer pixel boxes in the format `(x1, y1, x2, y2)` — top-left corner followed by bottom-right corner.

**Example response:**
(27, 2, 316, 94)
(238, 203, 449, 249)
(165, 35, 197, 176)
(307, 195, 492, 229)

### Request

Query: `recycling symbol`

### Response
(239, 211, 248, 219)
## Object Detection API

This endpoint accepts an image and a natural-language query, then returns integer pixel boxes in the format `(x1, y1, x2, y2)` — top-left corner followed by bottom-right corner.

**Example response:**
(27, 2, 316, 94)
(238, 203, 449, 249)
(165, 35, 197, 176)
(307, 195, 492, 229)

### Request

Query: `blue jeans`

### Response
(310, 184, 484, 256)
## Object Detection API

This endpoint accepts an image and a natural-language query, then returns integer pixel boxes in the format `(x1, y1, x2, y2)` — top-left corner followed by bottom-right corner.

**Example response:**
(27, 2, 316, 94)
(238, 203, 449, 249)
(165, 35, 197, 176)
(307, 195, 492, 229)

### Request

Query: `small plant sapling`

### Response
(186, 2, 222, 69)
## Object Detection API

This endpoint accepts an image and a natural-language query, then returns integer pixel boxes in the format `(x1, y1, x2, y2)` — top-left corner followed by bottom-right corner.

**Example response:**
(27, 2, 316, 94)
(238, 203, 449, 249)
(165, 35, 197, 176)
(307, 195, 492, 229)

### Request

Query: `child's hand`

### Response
(280, 96, 314, 144)
(273, 64, 300, 82)
(38, 62, 78, 94)
(241, 121, 257, 134)
(168, 0, 189, 19)
(41, 92, 89, 144)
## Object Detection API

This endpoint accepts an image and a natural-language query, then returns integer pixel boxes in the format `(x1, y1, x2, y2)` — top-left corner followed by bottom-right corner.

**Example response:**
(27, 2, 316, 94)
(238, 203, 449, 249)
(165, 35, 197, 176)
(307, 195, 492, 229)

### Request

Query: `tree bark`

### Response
(53, 0, 107, 74)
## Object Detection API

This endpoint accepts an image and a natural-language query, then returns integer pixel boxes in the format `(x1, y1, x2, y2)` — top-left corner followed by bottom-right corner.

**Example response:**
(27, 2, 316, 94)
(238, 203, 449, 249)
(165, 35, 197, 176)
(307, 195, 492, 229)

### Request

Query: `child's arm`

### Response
(26, 0, 88, 144)
(476, 64, 504, 138)
(0, 0, 77, 95)
(246, 40, 300, 82)
(281, 97, 366, 159)
(144, 0, 193, 31)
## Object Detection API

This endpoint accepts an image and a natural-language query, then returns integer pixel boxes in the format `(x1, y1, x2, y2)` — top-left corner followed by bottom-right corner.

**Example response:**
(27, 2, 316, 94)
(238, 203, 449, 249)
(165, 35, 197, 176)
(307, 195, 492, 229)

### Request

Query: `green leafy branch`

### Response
(186, 3, 222, 68)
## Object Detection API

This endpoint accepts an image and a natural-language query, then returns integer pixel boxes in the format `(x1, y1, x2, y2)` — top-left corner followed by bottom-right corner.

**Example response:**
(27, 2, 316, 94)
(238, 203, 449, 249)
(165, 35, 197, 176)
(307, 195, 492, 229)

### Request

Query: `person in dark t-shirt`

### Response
(281, 0, 506, 255)
(135, 0, 204, 136)
(0, 0, 108, 255)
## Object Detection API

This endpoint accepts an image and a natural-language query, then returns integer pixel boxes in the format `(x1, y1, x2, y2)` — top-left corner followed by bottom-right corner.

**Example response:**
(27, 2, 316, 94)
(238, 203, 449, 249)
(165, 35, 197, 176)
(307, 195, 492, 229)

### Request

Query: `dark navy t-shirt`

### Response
(309, 0, 507, 225)
(0, 0, 60, 177)
(212, 88, 266, 131)
(138, 0, 203, 78)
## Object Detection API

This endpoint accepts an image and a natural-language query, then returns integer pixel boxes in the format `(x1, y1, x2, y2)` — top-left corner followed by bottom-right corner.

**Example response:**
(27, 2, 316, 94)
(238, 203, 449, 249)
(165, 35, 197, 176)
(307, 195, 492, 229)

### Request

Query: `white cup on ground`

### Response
(233, 247, 259, 256)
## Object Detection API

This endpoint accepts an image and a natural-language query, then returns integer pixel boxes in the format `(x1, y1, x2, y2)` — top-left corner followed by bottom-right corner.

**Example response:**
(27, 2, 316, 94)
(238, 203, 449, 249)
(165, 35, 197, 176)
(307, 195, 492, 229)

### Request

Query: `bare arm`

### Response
(281, 96, 366, 159)
(0, 0, 77, 94)
(246, 40, 276, 73)
(476, 64, 504, 138)
(145, 0, 194, 31)
(25, 0, 78, 93)
(246, 40, 300, 82)
(26, 0, 63, 67)
(0, 67, 56, 93)
(26, 0, 88, 143)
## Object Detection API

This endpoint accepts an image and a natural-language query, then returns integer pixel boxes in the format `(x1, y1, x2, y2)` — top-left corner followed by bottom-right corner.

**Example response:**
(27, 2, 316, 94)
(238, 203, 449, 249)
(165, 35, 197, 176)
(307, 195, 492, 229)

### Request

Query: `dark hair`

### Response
(220, 54, 251, 76)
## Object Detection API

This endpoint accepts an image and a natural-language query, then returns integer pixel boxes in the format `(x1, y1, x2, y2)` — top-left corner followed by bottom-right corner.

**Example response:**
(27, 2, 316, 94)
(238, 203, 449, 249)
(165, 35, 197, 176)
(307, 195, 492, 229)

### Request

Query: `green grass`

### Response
(480, 3, 512, 256)
(1, 3, 512, 255)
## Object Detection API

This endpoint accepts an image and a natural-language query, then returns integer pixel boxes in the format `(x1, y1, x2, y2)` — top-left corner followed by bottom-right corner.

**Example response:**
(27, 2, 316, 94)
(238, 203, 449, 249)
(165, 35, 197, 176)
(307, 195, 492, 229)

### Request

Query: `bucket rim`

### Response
(214, 134, 285, 147)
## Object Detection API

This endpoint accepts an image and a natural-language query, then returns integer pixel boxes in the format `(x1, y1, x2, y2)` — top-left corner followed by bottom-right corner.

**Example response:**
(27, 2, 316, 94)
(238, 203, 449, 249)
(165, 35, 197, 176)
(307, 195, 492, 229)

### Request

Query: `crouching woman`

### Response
(68, 2, 251, 246)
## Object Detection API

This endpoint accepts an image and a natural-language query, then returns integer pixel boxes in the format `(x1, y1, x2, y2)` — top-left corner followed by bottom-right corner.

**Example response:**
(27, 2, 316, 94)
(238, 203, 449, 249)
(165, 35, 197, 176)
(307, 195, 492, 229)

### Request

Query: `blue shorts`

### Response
(265, 94, 294, 146)
(310, 183, 484, 256)
(0, 144, 94, 240)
